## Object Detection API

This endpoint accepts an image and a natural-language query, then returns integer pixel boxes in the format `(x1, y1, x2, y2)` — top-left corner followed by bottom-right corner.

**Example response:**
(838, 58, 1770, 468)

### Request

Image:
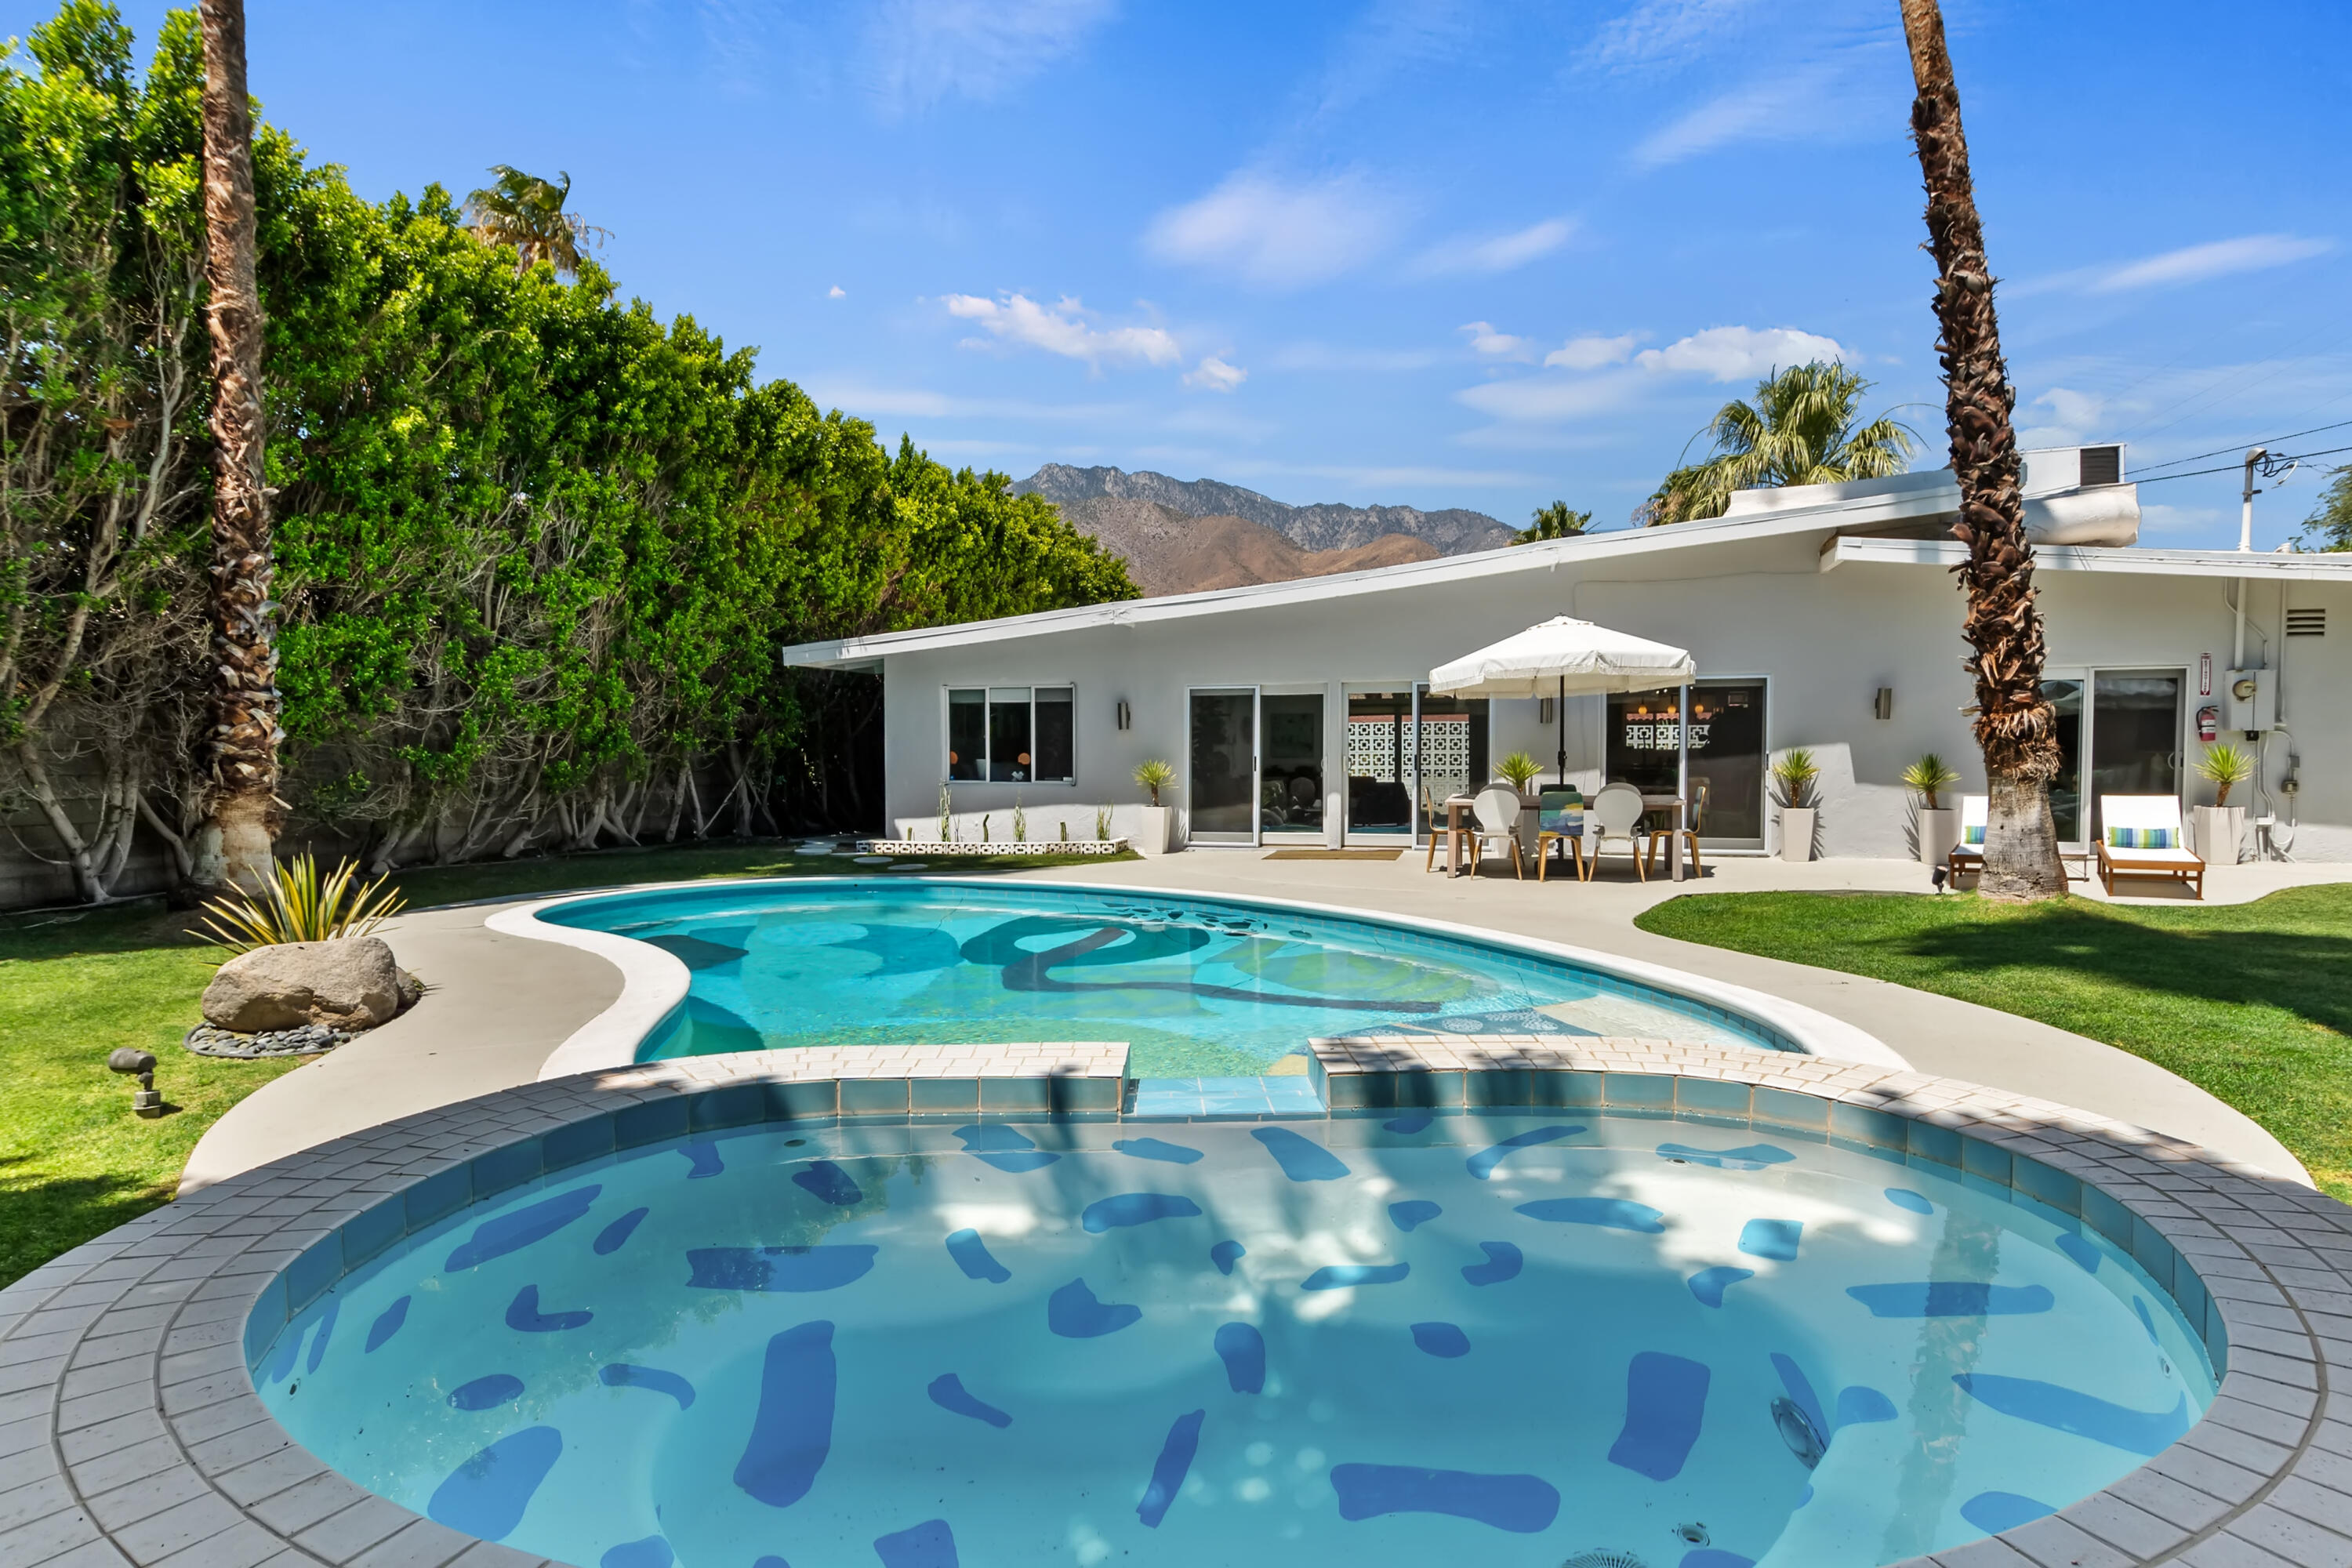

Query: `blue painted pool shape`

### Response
(256, 1113, 2215, 1568)
(534, 880, 1788, 1072)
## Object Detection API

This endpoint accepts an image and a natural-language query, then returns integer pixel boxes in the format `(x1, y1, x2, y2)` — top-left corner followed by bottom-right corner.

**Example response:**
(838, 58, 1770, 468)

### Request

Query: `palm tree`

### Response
(1902, 0, 2066, 899)
(1642, 361, 1917, 525)
(463, 166, 607, 278)
(1515, 502, 1591, 543)
(191, 0, 279, 894)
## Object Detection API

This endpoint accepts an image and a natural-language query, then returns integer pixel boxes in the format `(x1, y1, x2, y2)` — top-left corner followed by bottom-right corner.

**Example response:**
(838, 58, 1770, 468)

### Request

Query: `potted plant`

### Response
(1901, 752, 1962, 869)
(2193, 742, 2254, 866)
(1133, 759, 1177, 855)
(1771, 747, 1820, 862)
(1495, 750, 1543, 853)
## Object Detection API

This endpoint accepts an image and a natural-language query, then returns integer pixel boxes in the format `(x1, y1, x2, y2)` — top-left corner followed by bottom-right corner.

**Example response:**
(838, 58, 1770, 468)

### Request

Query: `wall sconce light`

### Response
(1873, 687, 1894, 721)
(1115, 699, 1132, 731)
(1538, 697, 1555, 724)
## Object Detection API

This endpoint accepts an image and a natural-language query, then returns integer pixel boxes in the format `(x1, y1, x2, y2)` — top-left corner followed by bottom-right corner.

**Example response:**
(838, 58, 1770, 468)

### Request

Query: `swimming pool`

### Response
(253, 1111, 2212, 1568)
(535, 880, 1800, 1074)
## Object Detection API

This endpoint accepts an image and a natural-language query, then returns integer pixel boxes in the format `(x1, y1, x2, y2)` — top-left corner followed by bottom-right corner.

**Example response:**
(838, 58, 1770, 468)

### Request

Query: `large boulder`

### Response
(201, 937, 405, 1033)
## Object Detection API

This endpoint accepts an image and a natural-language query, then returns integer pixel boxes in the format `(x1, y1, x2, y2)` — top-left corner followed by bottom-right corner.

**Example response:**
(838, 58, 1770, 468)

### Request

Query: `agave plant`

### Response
(194, 855, 408, 955)
(1496, 751, 1543, 792)
(1900, 752, 1962, 811)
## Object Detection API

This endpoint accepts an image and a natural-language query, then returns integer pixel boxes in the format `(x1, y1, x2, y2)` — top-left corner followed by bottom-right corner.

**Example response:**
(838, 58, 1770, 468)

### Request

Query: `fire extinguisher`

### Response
(2197, 705, 2219, 742)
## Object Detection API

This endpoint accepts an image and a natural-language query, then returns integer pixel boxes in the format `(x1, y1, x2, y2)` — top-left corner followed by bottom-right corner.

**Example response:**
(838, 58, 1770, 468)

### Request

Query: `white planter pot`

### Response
(2193, 804, 2245, 866)
(1135, 805, 1174, 857)
(1917, 807, 1958, 869)
(1778, 807, 1817, 862)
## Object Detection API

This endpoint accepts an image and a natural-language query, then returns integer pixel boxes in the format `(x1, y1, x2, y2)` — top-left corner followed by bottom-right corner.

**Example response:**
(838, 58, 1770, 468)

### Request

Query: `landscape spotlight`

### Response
(107, 1047, 163, 1118)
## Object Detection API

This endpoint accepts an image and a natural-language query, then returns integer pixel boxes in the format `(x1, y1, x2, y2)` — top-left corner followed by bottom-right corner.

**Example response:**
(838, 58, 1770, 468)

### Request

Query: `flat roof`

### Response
(780, 477, 2346, 672)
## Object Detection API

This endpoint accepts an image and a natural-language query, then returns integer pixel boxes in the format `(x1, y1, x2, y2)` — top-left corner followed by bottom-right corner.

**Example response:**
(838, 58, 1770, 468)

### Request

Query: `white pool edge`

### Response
(485, 875, 1910, 1080)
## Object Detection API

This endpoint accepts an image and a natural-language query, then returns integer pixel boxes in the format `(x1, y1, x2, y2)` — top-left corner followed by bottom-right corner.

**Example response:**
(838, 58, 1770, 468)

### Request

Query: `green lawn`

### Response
(1635, 885, 2352, 1201)
(0, 841, 1134, 1288)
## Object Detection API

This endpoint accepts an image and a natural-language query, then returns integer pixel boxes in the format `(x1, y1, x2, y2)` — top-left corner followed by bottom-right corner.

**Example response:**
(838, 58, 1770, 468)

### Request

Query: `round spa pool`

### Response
(252, 1112, 2212, 1568)
(535, 880, 1798, 1071)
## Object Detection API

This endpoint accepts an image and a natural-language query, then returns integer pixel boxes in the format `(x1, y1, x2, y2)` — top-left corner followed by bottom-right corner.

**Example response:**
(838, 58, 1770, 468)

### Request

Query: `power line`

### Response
(2130, 442, 2352, 485)
(2129, 416, 2352, 477)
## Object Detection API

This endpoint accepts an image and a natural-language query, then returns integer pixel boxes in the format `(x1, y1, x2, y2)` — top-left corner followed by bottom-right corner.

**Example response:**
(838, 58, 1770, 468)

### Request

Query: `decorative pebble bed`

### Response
(182, 1022, 353, 1059)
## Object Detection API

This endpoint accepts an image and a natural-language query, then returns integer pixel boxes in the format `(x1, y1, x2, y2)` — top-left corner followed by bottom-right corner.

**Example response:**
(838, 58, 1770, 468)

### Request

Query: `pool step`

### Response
(1127, 1075, 1328, 1120)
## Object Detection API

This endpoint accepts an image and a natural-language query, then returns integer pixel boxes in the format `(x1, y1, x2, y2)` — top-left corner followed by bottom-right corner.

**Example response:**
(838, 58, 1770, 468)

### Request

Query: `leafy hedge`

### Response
(0, 4, 1136, 900)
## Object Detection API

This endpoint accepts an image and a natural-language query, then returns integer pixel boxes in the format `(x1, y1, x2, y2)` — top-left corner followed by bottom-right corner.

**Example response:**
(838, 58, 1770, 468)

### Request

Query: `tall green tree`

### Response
(192, 0, 278, 893)
(0, 2, 1137, 902)
(1514, 501, 1589, 543)
(2302, 466, 2352, 551)
(1904, 0, 2067, 900)
(1642, 361, 1917, 525)
(463, 165, 604, 279)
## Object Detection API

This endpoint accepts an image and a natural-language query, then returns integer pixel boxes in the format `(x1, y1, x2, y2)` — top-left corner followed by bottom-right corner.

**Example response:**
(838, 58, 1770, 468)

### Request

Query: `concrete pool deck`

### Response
(179, 853, 2316, 1192)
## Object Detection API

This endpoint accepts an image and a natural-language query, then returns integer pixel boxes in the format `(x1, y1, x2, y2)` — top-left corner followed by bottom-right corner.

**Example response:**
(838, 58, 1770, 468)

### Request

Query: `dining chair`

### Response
(1582, 782, 1647, 880)
(1535, 786, 1584, 882)
(1642, 779, 1708, 877)
(1468, 784, 1526, 878)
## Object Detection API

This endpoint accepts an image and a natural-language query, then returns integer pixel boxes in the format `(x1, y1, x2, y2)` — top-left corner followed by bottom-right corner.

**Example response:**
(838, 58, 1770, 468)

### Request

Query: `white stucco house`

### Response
(781, 446, 2352, 863)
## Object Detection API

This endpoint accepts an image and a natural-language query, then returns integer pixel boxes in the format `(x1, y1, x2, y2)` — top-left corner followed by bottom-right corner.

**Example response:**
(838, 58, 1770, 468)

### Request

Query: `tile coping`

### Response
(3, 1036, 2347, 1568)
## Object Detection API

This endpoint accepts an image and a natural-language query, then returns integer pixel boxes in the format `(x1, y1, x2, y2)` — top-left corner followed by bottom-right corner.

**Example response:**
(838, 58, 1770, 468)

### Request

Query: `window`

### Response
(946, 687, 1075, 783)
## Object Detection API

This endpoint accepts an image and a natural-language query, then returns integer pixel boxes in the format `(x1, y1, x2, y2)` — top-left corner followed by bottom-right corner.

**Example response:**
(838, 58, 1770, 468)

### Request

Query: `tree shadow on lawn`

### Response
(0, 1157, 181, 1290)
(1882, 909, 2352, 1040)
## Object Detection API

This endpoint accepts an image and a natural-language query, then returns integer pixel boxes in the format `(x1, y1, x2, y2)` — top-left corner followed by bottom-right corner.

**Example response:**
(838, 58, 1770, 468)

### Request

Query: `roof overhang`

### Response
(1821, 535, 2352, 581)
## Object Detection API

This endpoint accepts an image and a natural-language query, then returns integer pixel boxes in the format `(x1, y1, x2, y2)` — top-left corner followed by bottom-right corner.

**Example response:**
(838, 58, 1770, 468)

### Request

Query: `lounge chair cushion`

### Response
(2106, 826, 2176, 850)
(2100, 845, 2200, 868)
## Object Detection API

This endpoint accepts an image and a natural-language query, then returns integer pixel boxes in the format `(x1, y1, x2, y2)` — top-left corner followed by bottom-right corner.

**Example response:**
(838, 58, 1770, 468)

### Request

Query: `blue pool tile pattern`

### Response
(260, 1114, 2218, 1568)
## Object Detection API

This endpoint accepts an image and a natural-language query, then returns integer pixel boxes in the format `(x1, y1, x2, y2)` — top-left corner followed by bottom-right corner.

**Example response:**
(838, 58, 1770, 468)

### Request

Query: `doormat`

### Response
(1263, 849, 1403, 861)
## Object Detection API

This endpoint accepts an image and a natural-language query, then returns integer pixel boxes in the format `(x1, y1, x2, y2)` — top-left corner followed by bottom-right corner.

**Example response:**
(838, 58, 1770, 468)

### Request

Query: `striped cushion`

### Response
(1961, 825, 1985, 845)
(2107, 826, 2175, 850)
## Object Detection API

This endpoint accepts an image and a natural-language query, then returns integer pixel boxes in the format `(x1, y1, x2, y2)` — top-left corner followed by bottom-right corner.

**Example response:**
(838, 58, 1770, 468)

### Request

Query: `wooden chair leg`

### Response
(1632, 839, 1646, 881)
(1685, 831, 1703, 877)
(1511, 840, 1524, 879)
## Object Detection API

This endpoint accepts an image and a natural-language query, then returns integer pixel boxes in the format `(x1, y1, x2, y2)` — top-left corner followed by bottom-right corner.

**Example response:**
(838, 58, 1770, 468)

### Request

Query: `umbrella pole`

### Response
(1556, 676, 1567, 787)
(1674, 681, 1690, 880)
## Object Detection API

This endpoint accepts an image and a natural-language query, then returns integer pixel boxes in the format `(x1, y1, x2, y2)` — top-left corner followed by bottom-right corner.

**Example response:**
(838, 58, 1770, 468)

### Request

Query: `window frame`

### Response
(942, 684, 1078, 786)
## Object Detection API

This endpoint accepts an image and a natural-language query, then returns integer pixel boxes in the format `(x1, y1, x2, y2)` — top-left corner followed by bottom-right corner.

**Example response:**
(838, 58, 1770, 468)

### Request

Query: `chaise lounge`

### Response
(2096, 794, 2204, 899)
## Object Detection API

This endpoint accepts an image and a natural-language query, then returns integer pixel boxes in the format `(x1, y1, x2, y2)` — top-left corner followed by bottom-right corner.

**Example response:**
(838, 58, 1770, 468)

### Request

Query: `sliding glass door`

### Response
(2038, 669, 2182, 849)
(1187, 688, 1259, 845)
(1605, 681, 1766, 848)
(1260, 691, 1326, 838)
(1344, 691, 1415, 840)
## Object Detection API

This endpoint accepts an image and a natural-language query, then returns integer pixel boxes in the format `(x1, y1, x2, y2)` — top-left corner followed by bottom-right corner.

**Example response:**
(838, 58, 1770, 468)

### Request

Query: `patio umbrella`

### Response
(1426, 615, 1696, 787)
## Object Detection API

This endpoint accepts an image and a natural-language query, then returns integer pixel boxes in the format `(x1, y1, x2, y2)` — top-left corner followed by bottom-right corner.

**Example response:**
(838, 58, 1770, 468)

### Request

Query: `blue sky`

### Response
(24, 0, 2352, 546)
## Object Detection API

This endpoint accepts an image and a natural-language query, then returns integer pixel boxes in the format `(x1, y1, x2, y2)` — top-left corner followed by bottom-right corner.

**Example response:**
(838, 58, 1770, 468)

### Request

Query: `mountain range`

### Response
(1013, 464, 1513, 597)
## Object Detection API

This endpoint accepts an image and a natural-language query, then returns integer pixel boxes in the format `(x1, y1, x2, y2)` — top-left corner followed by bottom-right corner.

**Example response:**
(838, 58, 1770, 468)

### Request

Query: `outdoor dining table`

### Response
(1439, 791, 1692, 880)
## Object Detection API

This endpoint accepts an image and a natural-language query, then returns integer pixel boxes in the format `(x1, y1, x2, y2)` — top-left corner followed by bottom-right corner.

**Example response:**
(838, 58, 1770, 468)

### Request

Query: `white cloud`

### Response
(1545, 332, 1642, 370)
(1460, 321, 1534, 360)
(1410, 216, 1576, 277)
(1632, 325, 1847, 380)
(1143, 169, 1404, 289)
(942, 292, 1181, 369)
(864, 0, 1114, 116)
(1456, 369, 1644, 423)
(2090, 234, 2333, 294)
(1182, 355, 1249, 393)
(1584, 0, 1765, 71)
(1631, 67, 1842, 169)
(827, 285, 846, 299)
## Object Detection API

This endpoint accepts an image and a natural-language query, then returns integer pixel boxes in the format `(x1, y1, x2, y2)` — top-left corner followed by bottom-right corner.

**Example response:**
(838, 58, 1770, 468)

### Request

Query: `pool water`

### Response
(538, 880, 1790, 1074)
(255, 1113, 2212, 1568)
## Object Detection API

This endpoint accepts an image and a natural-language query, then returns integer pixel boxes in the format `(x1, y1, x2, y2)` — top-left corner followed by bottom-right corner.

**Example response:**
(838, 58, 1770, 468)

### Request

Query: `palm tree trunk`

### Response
(1901, 0, 2066, 901)
(191, 0, 281, 894)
